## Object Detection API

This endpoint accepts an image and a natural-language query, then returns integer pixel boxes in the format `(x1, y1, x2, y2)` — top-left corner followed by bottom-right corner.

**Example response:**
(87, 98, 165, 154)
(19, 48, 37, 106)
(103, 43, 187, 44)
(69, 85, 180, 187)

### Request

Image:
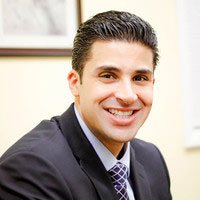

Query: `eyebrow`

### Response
(95, 65, 153, 75)
(135, 69, 154, 75)
(95, 65, 121, 72)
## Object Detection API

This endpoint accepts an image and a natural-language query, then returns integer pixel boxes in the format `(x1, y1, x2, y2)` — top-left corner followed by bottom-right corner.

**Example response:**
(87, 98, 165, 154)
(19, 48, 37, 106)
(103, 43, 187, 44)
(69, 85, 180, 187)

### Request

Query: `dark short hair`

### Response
(72, 10, 159, 79)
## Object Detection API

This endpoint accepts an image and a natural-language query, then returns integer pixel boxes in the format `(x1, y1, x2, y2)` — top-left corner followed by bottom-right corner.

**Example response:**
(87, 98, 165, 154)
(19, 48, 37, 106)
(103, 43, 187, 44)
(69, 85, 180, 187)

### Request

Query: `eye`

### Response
(133, 75, 148, 81)
(99, 72, 117, 83)
(99, 73, 115, 79)
(101, 74, 113, 78)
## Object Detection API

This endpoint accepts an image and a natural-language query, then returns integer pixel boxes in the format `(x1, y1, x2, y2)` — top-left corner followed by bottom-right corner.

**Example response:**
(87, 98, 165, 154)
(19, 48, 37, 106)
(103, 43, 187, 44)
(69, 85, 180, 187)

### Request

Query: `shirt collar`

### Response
(74, 105, 130, 173)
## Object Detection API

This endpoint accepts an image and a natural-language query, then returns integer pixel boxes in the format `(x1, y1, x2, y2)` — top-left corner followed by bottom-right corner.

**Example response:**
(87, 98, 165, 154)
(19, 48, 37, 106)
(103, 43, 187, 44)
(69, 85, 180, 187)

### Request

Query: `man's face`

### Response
(68, 40, 155, 156)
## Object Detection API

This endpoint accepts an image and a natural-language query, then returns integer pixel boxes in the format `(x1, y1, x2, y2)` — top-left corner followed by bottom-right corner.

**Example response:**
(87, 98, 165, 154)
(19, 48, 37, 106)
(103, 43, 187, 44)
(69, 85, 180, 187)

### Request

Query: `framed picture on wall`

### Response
(177, 0, 200, 148)
(0, 0, 81, 56)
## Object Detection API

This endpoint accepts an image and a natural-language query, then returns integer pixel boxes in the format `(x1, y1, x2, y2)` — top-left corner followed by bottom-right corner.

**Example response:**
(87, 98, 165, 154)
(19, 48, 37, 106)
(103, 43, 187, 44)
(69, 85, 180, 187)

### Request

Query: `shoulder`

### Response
(130, 138, 172, 199)
(0, 117, 74, 199)
(130, 138, 170, 178)
(0, 114, 78, 168)
(130, 138, 171, 187)
(1, 118, 67, 158)
(1, 104, 76, 161)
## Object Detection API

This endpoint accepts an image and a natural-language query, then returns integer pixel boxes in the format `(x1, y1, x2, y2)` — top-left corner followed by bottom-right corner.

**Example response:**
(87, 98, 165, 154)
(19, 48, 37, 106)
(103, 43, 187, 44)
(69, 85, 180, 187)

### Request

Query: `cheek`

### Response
(86, 83, 114, 102)
(138, 87, 154, 106)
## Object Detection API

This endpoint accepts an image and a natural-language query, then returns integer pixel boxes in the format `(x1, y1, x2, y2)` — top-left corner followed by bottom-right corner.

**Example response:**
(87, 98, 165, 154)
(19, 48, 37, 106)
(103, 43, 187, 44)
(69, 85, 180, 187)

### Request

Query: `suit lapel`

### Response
(58, 104, 118, 200)
(130, 145, 152, 200)
(79, 155, 118, 200)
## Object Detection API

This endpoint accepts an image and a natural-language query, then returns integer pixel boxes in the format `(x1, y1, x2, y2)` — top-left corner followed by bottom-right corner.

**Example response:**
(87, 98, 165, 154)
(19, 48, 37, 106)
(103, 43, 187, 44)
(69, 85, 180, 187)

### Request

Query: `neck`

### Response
(100, 139, 126, 158)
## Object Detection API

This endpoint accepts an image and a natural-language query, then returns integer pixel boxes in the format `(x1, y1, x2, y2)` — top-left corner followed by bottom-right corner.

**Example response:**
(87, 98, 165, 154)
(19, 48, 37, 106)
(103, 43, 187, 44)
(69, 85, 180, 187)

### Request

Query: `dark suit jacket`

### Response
(0, 104, 172, 200)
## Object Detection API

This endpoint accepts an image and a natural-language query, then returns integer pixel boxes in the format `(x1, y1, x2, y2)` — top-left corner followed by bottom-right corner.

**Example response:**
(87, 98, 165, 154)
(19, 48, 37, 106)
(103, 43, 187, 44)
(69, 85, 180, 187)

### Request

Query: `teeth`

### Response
(108, 109, 133, 118)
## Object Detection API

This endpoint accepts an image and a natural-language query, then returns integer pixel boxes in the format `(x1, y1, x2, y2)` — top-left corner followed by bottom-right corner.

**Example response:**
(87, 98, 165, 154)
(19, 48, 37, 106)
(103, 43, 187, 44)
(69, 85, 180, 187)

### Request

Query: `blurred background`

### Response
(0, 0, 200, 199)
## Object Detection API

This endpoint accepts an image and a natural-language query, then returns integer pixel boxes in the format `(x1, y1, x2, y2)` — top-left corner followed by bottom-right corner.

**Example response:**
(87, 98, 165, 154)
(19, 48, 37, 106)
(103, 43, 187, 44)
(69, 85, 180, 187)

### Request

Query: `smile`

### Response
(108, 109, 135, 119)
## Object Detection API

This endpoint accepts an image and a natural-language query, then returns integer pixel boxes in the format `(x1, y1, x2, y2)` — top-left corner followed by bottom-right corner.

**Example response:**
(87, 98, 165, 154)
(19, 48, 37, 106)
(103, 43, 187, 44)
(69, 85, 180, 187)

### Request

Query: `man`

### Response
(0, 11, 172, 200)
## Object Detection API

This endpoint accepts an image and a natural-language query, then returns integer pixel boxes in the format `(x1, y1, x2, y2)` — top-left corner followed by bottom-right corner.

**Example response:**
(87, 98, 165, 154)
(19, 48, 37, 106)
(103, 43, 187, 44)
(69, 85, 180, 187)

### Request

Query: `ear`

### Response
(67, 69, 81, 97)
(153, 77, 155, 85)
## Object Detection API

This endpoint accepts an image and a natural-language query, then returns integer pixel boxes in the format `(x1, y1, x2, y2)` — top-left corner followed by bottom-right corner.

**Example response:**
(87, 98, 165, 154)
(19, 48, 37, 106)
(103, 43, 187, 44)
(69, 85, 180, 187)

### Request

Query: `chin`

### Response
(111, 133, 137, 143)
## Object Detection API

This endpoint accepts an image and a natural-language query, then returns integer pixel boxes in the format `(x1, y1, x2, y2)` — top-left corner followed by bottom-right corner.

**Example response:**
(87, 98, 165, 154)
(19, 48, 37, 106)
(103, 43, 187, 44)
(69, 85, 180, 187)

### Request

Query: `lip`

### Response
(104, 107, 140, 126)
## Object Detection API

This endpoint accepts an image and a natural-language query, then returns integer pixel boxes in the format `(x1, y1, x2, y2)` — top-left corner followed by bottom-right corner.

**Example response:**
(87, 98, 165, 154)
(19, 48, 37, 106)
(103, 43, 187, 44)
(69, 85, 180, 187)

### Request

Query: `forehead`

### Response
(84, 40, 154, 73)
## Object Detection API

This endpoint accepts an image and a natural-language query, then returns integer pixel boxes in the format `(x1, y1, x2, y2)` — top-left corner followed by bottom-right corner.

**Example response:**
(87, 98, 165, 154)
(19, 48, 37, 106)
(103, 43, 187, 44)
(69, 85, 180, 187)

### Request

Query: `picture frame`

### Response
(0, 0, 82, 56)
(177, 0, 200, 148)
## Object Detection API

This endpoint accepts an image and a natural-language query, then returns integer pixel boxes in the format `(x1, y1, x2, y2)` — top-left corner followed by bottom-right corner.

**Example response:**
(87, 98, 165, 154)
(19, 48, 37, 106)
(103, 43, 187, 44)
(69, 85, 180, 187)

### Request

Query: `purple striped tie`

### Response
(108, 162, 129, 200)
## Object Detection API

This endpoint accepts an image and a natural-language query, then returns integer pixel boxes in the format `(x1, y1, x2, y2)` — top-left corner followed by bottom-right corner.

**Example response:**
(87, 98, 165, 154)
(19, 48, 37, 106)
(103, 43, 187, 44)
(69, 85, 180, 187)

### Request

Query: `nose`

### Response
(115, 80, 138, 105)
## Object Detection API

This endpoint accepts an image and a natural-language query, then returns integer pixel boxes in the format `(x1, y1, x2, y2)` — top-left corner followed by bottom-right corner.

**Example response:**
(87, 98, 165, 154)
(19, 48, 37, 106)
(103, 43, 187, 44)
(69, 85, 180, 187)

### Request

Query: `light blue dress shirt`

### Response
(74, 106, 135, 200)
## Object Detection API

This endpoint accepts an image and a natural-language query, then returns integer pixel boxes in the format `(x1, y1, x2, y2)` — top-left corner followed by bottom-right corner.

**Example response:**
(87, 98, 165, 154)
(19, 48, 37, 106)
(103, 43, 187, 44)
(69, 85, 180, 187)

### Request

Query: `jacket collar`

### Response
(130, 144, 153, 200)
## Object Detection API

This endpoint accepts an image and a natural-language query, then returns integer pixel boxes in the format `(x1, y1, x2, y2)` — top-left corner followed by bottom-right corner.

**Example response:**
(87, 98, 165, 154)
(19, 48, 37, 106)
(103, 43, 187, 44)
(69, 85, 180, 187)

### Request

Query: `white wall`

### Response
(0, 0, 200, 199)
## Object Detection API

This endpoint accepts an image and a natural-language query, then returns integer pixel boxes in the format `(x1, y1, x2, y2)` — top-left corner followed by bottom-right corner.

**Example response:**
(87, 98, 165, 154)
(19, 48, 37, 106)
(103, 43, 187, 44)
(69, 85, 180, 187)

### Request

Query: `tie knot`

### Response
(108, 162, 128, 186)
